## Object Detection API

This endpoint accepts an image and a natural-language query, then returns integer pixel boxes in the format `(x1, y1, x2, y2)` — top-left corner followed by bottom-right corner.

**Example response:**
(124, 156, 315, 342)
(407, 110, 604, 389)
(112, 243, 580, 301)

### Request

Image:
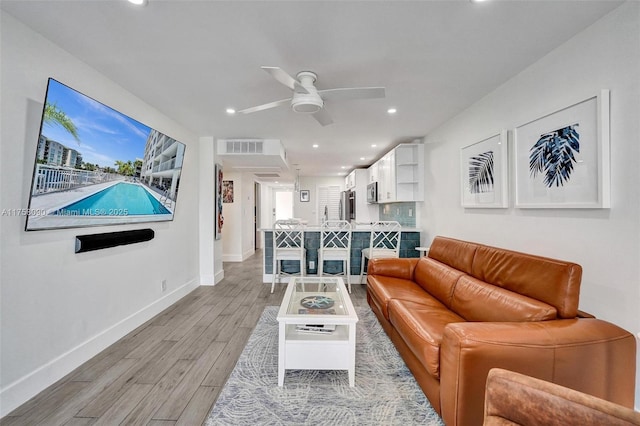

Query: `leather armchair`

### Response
(484, 368, 640, 425)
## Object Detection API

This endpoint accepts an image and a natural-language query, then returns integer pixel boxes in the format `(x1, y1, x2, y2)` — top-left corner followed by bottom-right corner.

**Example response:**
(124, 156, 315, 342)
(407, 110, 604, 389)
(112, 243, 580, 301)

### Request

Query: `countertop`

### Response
(259, 223, 421, 232)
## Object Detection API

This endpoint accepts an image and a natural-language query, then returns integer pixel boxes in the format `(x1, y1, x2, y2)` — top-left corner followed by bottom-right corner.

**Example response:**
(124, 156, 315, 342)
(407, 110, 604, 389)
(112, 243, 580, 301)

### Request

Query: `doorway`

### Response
(272, 189, 294, 222)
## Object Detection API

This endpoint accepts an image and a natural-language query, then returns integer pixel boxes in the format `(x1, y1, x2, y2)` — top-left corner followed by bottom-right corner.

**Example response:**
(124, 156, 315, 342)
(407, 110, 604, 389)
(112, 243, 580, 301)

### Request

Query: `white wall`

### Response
(198, 137, 224, 284)
(420, 2, 640, 407)
(0, 12, 201, 415)
(294, 175, 345, 224)
(222, 171, 242, 260)
(198, 137, 217, 285)
(241, 174, 257, 257)
(221, 171, 256, 262)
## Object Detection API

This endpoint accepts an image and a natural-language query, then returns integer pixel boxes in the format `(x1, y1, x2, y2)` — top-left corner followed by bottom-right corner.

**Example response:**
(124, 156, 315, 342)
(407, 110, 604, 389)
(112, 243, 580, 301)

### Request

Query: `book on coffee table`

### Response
(295, 324, 337, 334)
(298, 308, 336, 315)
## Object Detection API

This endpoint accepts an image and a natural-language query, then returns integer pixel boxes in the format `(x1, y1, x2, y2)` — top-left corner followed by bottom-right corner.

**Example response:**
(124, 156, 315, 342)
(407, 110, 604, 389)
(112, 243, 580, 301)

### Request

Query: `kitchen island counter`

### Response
(261, 227, 421, 283)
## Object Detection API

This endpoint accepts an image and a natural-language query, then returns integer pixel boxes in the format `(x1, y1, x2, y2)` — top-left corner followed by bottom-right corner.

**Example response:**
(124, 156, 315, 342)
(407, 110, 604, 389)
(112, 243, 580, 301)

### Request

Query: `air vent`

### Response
(216, 139, 288, 172)
(254, 173, 280, 178)
(225, 139, 263, 154)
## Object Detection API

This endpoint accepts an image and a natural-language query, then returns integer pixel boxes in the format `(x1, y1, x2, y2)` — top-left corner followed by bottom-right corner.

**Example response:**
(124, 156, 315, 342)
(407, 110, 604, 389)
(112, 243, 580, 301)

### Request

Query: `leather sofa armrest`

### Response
(484, 368, 640, 425)
(367, 257, 419, 280)
(439, 319, 637, 426)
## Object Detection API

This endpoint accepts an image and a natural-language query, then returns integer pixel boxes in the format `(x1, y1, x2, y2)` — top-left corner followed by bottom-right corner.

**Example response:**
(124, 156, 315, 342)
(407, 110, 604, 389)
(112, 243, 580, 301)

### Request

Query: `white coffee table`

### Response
(276, 276, 359, 386)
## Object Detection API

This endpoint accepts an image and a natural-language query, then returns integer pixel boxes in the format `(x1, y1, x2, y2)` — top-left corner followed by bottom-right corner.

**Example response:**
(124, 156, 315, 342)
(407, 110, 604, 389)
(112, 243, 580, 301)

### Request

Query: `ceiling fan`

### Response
(237, 66, 386, 126)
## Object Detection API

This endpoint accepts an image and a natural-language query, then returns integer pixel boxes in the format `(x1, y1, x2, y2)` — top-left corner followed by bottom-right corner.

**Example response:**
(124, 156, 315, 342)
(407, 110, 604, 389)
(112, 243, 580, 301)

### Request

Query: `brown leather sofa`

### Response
(484, 368, 640, 426)
(366, 236, 637, 426)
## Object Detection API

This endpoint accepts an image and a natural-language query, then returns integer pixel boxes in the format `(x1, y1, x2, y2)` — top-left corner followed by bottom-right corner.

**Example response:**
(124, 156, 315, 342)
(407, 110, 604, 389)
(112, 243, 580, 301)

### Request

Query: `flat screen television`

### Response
(25, 78, 186, 231)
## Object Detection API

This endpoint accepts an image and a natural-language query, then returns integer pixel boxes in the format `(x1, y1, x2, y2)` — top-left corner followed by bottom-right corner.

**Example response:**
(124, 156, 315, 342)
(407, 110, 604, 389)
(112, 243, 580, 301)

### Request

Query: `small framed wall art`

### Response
(222, 180, 234, 203)
(300, 190, 310, 202)
(215, 163, 223, 239)
(460, 130, 509, 208)
(514, 90, 610, 208)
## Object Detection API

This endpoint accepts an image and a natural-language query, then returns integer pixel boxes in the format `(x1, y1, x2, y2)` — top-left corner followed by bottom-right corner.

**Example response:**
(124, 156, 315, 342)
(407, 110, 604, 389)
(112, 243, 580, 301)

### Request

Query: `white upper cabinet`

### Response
(368, 161, 379, 183)
(345, 170, 356, 190)
(376, 143, 424, 203)
(378, 149, 395, 202)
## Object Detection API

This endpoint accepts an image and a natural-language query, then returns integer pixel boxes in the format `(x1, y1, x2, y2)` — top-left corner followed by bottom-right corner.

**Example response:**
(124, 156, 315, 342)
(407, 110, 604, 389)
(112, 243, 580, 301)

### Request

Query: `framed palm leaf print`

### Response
(460, 130, 508, 208)
(514, 90, 610, 208)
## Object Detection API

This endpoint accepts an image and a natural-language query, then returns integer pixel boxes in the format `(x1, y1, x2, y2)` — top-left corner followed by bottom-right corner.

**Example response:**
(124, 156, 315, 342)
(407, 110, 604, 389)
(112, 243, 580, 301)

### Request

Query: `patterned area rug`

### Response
(205, 306, 444, 425)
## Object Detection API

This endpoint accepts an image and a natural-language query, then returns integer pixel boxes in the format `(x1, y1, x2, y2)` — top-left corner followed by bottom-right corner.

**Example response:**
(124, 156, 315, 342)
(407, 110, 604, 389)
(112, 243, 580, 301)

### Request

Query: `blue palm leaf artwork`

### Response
(529, 124, 580, 188)
(468, 150, 494, 194)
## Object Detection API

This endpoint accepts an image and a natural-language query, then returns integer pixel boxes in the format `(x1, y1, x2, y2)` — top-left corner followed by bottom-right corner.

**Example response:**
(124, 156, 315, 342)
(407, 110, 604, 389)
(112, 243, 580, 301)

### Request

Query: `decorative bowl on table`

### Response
(300, 295, 334, 309)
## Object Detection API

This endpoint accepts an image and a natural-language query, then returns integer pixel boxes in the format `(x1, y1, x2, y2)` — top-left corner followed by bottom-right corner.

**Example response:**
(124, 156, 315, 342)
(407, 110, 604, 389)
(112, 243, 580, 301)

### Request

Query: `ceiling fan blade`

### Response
(237, 98, 291, 114)
(318, 87, 386, 102)
(312, 108, 333, 126)
(261, 66, 309, 94)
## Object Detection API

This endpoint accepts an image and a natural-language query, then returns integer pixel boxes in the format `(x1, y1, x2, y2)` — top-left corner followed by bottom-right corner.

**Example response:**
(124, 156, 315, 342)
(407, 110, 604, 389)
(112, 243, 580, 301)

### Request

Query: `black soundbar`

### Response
(75, 228, 154, 253)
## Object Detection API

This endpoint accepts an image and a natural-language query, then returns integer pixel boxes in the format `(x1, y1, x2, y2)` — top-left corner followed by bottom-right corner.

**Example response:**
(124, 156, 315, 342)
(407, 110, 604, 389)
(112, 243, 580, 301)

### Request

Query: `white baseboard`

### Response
(242, 249, 255, 261)
(0, 277, 200, 417)
(214, 269, 225, 284)
(222, 254, 243, 262)
(199, 274, 215, 286)
(222, 249, 255, 263)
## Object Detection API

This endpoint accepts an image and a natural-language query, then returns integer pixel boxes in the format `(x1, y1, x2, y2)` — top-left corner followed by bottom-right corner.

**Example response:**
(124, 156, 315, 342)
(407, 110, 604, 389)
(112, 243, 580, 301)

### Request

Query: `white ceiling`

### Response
(1, 0, 622, 181)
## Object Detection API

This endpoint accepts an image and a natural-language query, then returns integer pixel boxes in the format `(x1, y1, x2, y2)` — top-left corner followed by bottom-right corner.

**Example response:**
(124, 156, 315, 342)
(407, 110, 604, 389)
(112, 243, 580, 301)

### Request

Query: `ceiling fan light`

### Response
(294, 104, 320, 113)
(292, 102, 322, 113)
(291, 93, 323, 113)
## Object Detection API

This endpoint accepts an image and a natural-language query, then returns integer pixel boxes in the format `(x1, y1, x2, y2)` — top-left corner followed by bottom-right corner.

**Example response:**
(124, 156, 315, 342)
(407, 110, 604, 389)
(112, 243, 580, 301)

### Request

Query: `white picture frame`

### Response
(460, 130, 509, 208)
(514, 90, 610, 208)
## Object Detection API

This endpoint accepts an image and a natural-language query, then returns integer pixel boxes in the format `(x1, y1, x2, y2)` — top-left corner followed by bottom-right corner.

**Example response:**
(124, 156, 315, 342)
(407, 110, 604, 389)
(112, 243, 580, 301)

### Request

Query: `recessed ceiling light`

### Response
(371, 144, 377, 148)
(226, 108, 236, 115)
(312, 144, 319, 148)
(360, 157, 365, 161)
(341, 166, 347, 169)
(387, 108, 397, 114)
(128, 0, 148, 5)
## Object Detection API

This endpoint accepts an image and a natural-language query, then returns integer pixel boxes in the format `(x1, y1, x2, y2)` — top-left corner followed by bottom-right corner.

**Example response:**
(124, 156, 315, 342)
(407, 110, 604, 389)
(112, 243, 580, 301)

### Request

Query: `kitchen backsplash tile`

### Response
(378, 202, 416, 227)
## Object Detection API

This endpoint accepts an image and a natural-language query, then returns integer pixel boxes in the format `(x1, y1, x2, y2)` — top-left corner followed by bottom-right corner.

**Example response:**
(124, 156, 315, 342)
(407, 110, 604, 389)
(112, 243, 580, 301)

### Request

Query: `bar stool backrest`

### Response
(274, 220, 304, 250)
(321, 220, 352, 250)
(369, 221, 401, 254)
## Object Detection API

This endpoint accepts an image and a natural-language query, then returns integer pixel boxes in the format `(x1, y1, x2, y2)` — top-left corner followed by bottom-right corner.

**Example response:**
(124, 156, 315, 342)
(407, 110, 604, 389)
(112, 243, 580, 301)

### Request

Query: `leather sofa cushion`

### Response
(450, 275, 558, 322)
(389, 299, 464, 379)
(428, 236, 477, 274)
(471, 245, 581, 319)
(428, 236, 582, 319)
(414, 257, 463, 309)
(367, 275, 439, 320)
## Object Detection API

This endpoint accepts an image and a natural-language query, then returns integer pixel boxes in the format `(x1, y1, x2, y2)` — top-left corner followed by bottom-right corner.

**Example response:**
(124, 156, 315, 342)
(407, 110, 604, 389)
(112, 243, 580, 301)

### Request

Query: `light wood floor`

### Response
(1, 250, 368, 425)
